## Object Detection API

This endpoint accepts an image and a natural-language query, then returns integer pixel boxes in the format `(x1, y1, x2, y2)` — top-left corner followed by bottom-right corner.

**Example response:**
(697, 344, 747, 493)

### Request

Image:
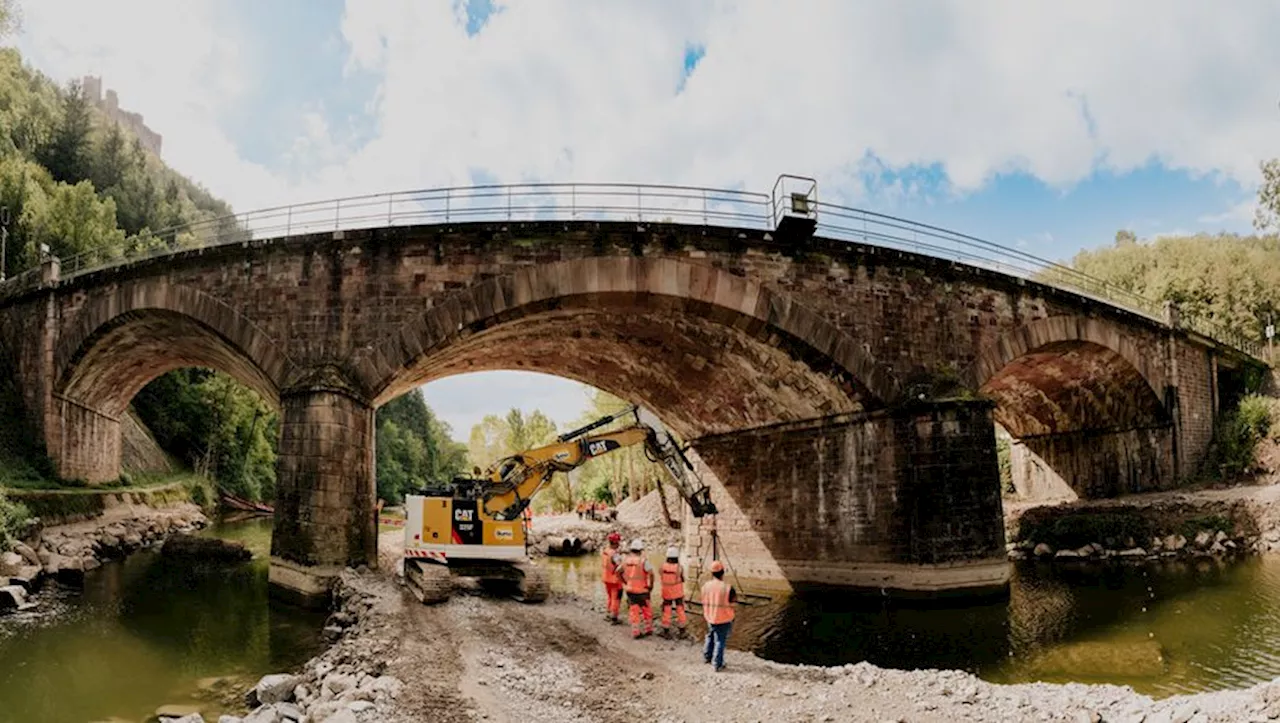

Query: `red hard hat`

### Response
(710, 560, 725, 574)
(608, 532, 621, 543)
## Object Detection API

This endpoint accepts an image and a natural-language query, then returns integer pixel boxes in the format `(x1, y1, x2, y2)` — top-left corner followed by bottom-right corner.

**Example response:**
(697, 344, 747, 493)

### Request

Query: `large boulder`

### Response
(0, 551, 23, 577)
(161, 534, 251, 564)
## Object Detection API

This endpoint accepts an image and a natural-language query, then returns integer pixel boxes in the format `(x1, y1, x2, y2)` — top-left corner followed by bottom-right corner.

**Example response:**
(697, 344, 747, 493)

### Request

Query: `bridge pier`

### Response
(268, 385, 377, 607)
(684, 400, 1009, 598)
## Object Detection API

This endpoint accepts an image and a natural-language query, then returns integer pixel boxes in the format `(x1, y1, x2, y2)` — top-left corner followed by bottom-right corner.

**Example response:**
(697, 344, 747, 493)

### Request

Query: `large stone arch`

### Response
(352, 257, 900, 432)
(971, 315, 1173, 500)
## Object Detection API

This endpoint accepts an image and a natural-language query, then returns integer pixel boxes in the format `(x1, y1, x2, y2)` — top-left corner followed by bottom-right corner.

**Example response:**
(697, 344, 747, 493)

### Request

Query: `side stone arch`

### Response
(55, 278, 295, 408)
(349, 256, 902, 410)
(970, 314, 1167, 398)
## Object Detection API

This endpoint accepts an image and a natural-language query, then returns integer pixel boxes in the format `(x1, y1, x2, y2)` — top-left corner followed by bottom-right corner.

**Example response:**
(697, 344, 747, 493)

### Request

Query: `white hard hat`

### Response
(666, 546, 679, 559)
(630, 538, 644, 552)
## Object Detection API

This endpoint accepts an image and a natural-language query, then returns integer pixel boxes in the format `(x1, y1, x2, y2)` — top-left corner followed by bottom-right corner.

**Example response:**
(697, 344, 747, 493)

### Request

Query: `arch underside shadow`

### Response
(355, 257, 901, 417)
(58, 308, 280, 418)
(380, 296, 868, 440)
(981, 339, 1173, 499)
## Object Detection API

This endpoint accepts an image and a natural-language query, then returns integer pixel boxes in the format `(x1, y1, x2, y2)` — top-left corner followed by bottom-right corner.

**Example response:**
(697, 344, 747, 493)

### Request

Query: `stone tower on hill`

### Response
(80, 75, 163, 158)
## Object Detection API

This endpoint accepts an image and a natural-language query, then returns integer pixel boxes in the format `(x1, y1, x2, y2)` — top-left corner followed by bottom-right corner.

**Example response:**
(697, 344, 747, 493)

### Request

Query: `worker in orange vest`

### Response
(600, 532, 624, 624)
(658, 545, 688, 638)
(619, 538, 655, 638)
(700, 560, 737, 672)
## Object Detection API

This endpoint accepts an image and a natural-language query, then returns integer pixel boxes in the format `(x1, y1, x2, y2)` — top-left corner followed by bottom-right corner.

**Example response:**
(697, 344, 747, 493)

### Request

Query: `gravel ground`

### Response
(360, 528, 1280, 723)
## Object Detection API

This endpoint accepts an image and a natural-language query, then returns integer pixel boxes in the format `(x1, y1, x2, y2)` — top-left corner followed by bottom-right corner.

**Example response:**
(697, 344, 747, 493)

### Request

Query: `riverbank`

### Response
(1006, 478, 1280, 565)
(1, 501, 208, 613)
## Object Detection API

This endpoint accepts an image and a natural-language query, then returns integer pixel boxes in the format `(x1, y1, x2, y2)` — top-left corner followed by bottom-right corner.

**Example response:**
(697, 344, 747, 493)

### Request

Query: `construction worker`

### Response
(700, 560, 737, 672)
(601, 532, 624, 624)
(619, 538, 655, 638)
(658, 545, 688, 638)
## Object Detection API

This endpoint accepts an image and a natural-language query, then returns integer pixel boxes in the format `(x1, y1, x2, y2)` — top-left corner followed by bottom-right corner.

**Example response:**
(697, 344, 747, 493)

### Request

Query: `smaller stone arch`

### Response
(56, 279, 295, 411)
(349, 256, 902, 409)
(970, 314, 1166, 398)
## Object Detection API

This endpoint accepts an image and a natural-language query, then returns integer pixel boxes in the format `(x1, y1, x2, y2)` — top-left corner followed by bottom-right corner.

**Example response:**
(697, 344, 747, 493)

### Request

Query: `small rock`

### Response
(276, 702, 303, 721)
(1055, 549, 1081, 559)
(254, 674, 299, 705)
(1033, 543, 1053, 557)
(241, 706, 279, 723)
(1170, 703, 1198, 723)
(346, 701, 375, 713)
(1119, 548, 1147, 558)
(155, 704, 204, 719)
(0, 584, 27, 611)
(12, 542, 39, 566)
(320, 709, 358, 723)
(0, 551, 23, 577)
(1194, 530, 1212, 548)
(218, 716, 243, 723)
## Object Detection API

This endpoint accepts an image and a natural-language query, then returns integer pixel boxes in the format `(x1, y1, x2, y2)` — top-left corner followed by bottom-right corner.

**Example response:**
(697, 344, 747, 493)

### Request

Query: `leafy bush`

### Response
(1204, 394, 1276, 480)
(996, 433, 1014, 494)
(0, 490, 31, 549)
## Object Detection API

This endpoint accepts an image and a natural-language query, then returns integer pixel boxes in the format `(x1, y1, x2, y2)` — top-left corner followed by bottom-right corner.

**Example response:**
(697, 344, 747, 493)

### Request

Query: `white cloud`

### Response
(1198, 198, 1258, 227)
(420, 371, 595, 442)
(13, 0, 1280, 216)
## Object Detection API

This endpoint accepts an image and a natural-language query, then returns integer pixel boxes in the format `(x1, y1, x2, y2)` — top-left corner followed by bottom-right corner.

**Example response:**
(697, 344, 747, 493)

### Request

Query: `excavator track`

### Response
(513, 563, 549, 604)
(406, 559, 453, 605)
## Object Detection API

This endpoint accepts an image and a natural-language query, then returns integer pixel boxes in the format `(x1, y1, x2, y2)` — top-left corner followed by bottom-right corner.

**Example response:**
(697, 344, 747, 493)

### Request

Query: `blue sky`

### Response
(10, 1, 1280, 438)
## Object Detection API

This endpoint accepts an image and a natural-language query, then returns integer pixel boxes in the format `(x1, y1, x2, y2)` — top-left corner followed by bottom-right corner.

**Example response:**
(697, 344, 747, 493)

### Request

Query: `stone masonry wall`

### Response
(271, 390, 376, 570)
(50, 397, 119, 484)
(1175, 342, 1217, 479)
(1010, 426, 1176, 501)
(685, 401, 1007, 594)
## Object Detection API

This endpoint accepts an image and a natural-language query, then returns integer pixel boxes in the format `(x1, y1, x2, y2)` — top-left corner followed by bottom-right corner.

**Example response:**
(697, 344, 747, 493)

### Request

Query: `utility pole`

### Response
(1267, 314, 1275, 364)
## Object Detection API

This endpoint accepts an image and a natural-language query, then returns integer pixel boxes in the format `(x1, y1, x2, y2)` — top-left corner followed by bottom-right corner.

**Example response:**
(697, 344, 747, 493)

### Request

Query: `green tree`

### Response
(38, 80, 94, 185)
(0, 0, 19, 39)
(132, 369, 278, 501)
(375, 391, 467, 504)
(1256, 159, 1280, 233)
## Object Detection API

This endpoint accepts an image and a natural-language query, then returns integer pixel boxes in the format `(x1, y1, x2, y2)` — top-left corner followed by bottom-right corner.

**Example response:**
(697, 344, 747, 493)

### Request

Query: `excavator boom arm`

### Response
(477, 405, 717, 521)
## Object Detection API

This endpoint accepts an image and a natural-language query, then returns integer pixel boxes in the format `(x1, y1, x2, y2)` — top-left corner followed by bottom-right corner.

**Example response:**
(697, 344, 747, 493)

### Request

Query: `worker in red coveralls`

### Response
(658, 545, 688, 638)
(601, 532, 625, 624)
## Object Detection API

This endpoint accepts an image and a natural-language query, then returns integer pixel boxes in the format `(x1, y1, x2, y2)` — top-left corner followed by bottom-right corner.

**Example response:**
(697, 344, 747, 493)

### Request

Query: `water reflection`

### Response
(543, 552, 1280, 697)
(0, 517, 326, 723)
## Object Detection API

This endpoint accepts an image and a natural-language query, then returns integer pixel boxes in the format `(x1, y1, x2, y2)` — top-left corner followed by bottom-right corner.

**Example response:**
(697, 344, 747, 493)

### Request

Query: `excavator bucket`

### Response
(633, 407, 717, 517)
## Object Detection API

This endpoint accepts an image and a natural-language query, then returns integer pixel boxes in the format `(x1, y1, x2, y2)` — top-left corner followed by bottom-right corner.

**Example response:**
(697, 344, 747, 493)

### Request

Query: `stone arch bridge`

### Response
(0, 181, 1263, 601)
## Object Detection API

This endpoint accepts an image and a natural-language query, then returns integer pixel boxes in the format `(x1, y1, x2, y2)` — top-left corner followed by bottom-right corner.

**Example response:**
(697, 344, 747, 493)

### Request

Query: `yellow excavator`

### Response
(402, 406, 717, 604)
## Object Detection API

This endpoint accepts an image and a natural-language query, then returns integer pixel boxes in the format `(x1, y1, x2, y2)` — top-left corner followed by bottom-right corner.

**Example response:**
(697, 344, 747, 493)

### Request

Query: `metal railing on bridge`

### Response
(0, 177, 1263, 359)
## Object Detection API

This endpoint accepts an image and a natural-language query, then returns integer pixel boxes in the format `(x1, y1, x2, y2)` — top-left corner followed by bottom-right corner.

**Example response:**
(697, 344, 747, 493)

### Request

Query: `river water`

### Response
(544, 552, 1280, 697)
(0, 516, 326, 723)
